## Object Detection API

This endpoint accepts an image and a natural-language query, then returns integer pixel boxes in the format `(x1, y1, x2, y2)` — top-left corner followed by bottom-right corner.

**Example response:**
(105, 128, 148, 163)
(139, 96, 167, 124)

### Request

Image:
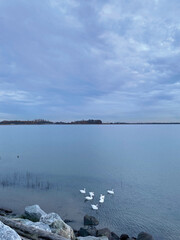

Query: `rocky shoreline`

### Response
(0, 205, 154, 240)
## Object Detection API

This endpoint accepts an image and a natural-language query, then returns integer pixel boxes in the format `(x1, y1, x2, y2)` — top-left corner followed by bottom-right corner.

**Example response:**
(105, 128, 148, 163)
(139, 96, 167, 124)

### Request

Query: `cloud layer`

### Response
(0, 0, 180, 121)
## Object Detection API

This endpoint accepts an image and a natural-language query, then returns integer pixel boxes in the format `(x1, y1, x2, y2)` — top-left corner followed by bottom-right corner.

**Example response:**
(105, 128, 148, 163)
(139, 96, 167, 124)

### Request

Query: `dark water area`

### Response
(0, 125, 180, 240)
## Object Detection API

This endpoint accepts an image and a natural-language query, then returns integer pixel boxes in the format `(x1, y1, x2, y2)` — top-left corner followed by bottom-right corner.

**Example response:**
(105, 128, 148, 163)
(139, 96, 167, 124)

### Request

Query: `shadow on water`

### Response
(0, 172, 60, 191)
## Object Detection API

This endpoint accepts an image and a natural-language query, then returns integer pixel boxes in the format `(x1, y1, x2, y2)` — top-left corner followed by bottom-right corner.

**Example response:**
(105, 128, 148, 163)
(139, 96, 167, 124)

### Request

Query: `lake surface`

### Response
(0, 125, 180, 240)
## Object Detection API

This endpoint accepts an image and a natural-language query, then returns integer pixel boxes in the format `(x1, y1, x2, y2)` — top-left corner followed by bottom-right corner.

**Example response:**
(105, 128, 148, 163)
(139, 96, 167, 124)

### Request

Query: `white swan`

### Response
(85, 195, 93, 201)
(107, 189, 114, 194)
(80, 188, 86, 194)
(91, 204, 98, 210)
(100, 194, 105, 199)
(89, 192, 94, 197)
(99, 198, 104, 203)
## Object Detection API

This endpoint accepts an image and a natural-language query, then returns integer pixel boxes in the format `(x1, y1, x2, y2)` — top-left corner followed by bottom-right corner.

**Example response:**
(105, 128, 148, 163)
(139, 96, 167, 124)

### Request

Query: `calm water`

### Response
(0, 125, 180, 240)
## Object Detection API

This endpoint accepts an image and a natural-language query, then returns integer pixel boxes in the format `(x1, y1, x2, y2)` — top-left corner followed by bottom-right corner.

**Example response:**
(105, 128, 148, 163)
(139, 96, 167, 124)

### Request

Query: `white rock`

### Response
(24, 204, 46, 221)
(14, 218, 51, 232)
(40, 212, 62, 226)
(40, 213, 75, 239)
(0, 221, 21, 240)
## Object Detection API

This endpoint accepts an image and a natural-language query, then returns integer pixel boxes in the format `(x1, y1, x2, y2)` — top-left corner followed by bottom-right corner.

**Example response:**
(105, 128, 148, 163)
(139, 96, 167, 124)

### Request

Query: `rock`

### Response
(87, 227, 97, 236)
(40, 212, 62, 227)
(26, 221, 51, 232)
(24, 205, 46, 222)
(97, 228, 111, 240)
(40, 212, 75, 239)
(14, 218, 51, 232)
(0, 220, 21, 240)
(137, 232, 153, 240)
(84, 215, 99, 226)
(120, 234, 129, 240)
(77, 236, 108, 240)
(0, 208, 12, 214)
(78, 227, 90, 237)
(0, 210, 6, 216)
(78, 227, 97, 237)
(111, 232, 119, 240)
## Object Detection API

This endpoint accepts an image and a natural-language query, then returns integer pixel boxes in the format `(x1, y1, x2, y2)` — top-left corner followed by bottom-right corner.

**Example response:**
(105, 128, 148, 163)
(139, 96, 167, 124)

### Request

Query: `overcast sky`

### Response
(0, 0, 180, 122)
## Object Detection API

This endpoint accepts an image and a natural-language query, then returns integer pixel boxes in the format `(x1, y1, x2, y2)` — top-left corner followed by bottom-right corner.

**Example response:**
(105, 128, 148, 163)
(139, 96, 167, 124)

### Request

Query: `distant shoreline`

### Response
(0, 119, 180, 125)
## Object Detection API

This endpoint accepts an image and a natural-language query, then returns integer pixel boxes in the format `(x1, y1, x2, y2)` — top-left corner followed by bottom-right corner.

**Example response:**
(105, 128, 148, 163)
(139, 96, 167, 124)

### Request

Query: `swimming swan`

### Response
(80, 188, 86, 194)
(89, 192, 95, 197)
(85, 195, 93, 201)
(99, 198, 104, 203)
(107, 189, 114, 194)
(100, 194, 105, 199)
(91, 204, 98, 210)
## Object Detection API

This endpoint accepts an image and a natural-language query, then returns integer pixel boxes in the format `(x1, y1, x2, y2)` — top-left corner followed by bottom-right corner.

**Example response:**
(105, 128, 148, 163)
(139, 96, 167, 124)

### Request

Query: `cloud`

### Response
(0, 88, 45, 107)
(0, 0, 180, 121)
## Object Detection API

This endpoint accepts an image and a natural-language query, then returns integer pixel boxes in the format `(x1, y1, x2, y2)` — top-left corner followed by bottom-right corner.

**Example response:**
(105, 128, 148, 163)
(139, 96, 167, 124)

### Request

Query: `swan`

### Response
(80, 188, 86, 194)
(99, 198, 104, 203)
(100, 194, 105, 199)
(107, 189, 114, 194)
(89, 192, 94, 197)
(91, 204, 98, 210)
(85, 195, 93, 201)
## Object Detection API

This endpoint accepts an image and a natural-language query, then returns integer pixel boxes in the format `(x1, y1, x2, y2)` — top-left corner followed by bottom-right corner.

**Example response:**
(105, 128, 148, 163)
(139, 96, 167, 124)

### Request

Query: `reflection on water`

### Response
(0, 172, 58, 190)
(0, 125, 180, 240)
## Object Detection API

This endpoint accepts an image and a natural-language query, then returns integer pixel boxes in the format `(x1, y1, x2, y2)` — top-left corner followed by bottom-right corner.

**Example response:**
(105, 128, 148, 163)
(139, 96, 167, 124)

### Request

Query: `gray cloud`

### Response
(0, 0, 180, 121)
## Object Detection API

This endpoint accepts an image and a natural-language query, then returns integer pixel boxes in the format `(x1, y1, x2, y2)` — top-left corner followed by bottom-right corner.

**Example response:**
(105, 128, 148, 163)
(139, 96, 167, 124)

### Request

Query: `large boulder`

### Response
(0, 221, 21, 240)
(137, 232, 153, 240)
(24, 205, 46, 222)
(14, 218, 51, 232)
(84, 215, 99, 226)
(77, 236, 108, 240)
(97, 228, 111, 240)
(40, 212, 75, 239)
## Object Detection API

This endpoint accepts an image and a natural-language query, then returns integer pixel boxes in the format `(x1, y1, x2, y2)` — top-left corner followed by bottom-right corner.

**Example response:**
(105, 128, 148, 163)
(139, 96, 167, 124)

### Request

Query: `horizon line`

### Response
(0, 119, 180, 125)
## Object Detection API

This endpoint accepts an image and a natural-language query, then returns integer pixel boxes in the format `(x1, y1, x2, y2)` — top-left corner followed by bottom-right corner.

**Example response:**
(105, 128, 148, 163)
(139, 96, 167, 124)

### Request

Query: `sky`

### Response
(0, 0, 180, 122)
